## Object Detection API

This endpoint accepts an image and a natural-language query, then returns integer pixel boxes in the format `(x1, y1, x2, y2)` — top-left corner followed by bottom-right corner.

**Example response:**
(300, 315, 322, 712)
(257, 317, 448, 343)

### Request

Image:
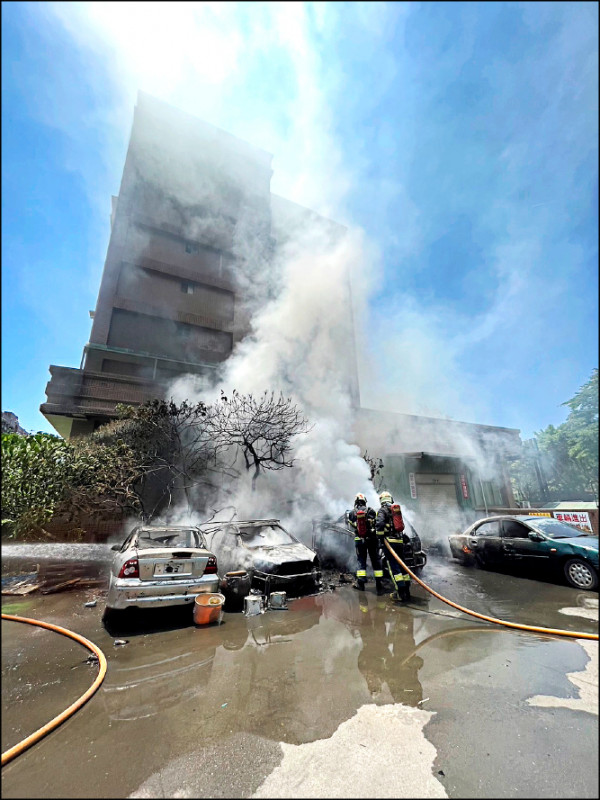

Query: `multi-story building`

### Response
(41, 93, 358, 437)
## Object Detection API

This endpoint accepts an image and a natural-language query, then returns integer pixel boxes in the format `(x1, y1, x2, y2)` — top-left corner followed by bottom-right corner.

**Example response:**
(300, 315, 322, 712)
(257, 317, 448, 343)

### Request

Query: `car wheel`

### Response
(564, 559, 598, 591)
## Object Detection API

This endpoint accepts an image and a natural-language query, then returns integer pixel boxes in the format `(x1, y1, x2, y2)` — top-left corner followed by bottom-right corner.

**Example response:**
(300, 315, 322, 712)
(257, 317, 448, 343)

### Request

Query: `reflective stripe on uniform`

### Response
(374, 570, 383, 578)
(356, 570, 367, 578)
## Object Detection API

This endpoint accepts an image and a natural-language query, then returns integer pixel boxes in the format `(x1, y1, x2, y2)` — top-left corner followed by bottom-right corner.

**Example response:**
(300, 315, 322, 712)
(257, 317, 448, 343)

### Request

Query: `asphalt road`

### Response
(1, 556, 598, 798)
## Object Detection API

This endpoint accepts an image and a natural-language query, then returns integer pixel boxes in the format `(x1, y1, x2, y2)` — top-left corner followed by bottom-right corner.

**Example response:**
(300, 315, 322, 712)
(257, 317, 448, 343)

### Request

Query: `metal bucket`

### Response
(193, 592, 225, 625)
(220, 570, 251, 610)
(243, 594, 263, 616)
(269, 591, 287, 610)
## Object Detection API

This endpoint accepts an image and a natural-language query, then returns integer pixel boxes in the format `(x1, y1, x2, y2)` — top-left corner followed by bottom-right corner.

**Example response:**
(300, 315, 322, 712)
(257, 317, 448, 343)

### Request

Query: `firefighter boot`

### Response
(375, 578, 386, 596)
(353, 580, 366, 591)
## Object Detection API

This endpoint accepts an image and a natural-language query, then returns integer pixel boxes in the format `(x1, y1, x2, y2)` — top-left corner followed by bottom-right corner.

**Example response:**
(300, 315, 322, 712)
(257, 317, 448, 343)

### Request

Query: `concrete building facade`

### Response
(41, 93, 358, 437)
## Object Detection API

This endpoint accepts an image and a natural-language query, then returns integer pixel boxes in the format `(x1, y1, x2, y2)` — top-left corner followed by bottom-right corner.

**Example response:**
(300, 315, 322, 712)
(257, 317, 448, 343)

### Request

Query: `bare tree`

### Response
(363, 450, 385, 492)
(210, 390, 312, 490)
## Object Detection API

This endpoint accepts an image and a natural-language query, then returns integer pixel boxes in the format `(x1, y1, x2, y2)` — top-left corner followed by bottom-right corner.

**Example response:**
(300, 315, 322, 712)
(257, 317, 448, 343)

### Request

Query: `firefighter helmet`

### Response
(354, 493, 367, 508)
(379, 491, 393, 505)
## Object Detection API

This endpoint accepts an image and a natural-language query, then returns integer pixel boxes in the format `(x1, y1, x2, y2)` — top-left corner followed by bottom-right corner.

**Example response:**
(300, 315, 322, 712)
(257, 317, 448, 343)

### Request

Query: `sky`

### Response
(2, 1, 598, 441)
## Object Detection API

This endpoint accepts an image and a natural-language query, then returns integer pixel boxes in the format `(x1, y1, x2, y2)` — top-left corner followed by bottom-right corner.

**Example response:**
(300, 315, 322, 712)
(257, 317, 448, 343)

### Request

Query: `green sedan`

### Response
(448, 515, 599, 590)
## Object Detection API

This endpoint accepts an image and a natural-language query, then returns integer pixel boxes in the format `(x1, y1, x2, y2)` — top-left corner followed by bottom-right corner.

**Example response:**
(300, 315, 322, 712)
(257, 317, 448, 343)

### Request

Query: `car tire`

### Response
(563, 559, 598, 591)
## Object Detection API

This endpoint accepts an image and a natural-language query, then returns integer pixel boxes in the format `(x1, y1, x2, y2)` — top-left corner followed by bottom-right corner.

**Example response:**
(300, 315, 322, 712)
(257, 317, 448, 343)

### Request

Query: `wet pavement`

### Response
(1, 555, 598, 798)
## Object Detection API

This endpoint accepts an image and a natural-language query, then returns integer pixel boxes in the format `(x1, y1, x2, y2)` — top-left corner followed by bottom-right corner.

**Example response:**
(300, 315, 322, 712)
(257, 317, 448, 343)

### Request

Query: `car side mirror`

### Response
(111, 544, 121, 551)
(528, 532, 543, 542)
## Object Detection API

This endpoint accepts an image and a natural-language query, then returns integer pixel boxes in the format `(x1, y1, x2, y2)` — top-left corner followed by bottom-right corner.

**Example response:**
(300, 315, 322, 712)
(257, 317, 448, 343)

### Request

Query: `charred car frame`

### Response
(199, 519, 323, 600)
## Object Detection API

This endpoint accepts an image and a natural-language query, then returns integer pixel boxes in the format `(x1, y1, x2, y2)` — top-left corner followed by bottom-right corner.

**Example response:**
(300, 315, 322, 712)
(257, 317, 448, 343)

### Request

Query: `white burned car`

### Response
(105, 526, 219, 613)
(199, 519, 322, 598)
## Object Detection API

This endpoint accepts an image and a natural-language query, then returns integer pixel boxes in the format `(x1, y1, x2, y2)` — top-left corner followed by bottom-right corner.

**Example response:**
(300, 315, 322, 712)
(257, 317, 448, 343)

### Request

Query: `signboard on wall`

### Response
(460, 475, 469, 499)
(408, 473, 417, 499)
(553, 511, 593, 533)
(527, 511, 552, 517)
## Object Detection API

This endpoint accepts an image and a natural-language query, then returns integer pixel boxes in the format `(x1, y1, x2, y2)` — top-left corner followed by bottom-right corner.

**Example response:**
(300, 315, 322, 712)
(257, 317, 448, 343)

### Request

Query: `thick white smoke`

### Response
(169, 219, 381, 539)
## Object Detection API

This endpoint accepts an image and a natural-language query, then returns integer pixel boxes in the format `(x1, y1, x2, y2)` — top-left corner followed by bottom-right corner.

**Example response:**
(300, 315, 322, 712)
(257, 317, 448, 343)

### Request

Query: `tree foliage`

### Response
(2, 393, 313, 536)
(1, 432, 72, 535)
(510, 369, 599, 504)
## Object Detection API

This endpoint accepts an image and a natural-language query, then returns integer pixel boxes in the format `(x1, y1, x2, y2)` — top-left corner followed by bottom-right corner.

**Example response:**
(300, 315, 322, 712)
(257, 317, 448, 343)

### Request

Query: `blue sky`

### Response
(2, 1, 598, 439)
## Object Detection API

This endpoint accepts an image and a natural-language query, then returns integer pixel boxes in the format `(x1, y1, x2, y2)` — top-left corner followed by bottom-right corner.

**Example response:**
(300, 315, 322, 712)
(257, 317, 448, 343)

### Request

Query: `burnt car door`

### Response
(502, 519, 551, 562)
(469, 519, 502, 565)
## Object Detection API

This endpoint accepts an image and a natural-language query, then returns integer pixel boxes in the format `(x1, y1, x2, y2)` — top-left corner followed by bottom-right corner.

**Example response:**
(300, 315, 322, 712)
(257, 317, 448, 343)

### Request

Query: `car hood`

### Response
(248, 541, 317, 566)
(561, 535, 599, 551)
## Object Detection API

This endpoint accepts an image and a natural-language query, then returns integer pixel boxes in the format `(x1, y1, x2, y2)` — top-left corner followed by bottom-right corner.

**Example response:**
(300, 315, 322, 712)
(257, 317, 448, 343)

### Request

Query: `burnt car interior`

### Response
(238, 524, 298, 548)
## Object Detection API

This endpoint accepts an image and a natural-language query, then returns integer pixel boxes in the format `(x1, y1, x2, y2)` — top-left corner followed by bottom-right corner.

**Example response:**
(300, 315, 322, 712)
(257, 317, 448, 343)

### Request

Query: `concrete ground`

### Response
(1, 555, 598, 798)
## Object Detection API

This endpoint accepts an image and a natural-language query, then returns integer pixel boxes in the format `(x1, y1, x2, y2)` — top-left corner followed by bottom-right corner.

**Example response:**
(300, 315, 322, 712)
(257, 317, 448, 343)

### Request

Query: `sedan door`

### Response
(501, 519, 551, 563)
(468, 519, 503, 564)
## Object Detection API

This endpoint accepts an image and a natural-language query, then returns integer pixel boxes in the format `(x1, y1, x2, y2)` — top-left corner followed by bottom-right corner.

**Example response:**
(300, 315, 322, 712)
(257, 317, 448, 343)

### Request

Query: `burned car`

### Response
(105, 526, 219, 614)
(449, 515, 599, 590)
(199, 519, 322, 601)
(312, 513, 427, 575)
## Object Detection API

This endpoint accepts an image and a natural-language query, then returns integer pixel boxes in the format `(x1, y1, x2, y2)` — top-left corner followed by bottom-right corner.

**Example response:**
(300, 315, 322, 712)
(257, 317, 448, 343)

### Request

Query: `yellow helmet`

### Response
(379, 491, 393, 505)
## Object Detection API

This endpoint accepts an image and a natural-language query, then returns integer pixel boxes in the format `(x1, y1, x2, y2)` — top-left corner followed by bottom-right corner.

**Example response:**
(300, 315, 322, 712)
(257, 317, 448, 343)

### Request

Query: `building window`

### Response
(181, 281, 194, 295)
(185, 242, 199, 254)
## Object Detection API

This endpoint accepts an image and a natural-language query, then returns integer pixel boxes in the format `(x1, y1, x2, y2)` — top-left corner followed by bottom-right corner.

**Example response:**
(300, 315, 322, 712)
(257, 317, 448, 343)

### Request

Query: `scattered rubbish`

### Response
(359, 744, 367, 747)
(417, 697, 430, 705)
(404, 689, 413, 692)
(269, 591, 288, 610)
(244, 594, 264, 616)
(329, 583, 337, 591)
(113, 639, 129, 647)
(221, 703, 228, 708)
(1, 580, 41, 596)
(84, 600, 97, 608)
(194, 593, 225, 625)
(84, 654, 99, 665)
(438, 770, 445, 777)
(41, 578, 83, 594)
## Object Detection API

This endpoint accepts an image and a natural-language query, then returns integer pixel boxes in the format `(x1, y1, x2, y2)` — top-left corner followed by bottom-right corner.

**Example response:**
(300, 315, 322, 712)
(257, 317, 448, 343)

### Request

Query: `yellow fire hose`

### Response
(384, 540, 599, 641)
(1, 614, 108, 767)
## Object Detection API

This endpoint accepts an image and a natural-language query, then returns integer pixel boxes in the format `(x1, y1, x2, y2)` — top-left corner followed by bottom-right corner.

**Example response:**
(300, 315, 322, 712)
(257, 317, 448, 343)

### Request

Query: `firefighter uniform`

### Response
(376, 493, 411, 601)
(348, 494, 385, 594)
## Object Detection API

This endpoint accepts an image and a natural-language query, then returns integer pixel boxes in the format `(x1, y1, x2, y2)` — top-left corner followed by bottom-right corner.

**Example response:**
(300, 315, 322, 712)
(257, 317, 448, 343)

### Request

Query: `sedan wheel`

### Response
(564, 558, 598, 591)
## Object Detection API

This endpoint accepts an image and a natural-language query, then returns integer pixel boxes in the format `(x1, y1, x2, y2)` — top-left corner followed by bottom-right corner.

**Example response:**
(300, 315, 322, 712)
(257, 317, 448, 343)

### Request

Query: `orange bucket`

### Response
(193, 593, 225, 625)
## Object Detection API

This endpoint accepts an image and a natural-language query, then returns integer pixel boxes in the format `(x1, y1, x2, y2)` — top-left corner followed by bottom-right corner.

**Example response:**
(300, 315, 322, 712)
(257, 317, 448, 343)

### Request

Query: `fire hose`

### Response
(1, 614, 108, 766)
(384, 540, 599, 641)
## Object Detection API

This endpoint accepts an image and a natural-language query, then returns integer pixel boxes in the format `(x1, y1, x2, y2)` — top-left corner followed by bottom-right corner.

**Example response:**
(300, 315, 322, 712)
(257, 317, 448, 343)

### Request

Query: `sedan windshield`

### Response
(239, 525, 293, 548)
(529, 518, 590, 539)
(136, 529, 204, 549)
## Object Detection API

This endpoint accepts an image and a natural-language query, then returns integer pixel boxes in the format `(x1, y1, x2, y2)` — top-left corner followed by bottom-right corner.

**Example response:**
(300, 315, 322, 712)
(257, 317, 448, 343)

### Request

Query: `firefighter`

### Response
(376, 491, 411, 601)
(347, 493, 385, 594)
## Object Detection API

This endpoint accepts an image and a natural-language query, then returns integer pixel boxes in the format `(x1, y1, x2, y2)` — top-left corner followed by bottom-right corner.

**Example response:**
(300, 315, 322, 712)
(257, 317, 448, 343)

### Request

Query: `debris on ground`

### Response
(114, 639, 129, 647)
(84, 600, 97, 608)
(1, 576, 41, 596)
(41, 578, 84, 594)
